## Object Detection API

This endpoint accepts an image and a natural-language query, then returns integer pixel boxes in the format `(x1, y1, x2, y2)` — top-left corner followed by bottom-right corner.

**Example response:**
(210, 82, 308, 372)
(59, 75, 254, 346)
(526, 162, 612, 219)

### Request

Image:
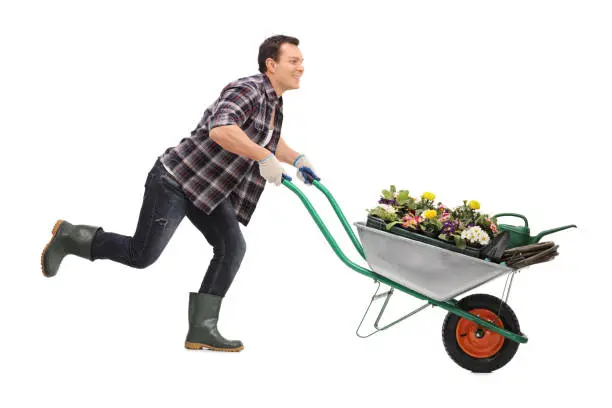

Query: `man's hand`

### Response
(293, 154, 321, 185)
(257, 154, 286, 186)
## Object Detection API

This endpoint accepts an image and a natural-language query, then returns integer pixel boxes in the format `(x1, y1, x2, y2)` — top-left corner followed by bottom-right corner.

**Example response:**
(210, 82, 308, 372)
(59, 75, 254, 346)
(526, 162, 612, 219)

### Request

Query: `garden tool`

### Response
(492, 213, 576, 249)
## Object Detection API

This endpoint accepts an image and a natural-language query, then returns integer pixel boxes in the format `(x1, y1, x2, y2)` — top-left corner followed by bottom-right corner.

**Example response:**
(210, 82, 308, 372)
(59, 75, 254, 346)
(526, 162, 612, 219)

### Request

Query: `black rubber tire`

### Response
(442, 294, 521, 373)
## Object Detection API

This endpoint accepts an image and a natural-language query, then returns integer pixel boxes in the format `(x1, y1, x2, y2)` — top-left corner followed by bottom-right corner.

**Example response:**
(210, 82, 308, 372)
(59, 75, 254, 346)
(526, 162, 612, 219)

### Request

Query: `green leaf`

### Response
(396, 191, 410, 204)
(390, 185, 396, 195)
(385, 221, 400, 230)
(368, 208, 394, 222)
(455, 236, 466, 249)
(382, 189, 392, 199)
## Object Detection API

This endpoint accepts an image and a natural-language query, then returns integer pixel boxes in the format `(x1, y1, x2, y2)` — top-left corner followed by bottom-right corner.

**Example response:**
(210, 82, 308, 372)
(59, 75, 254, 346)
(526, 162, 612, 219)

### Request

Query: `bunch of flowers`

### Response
(461, 226, 491, 246)
(400, 212, 423, 230)
(417, 192, 437, 211)
(366, 185, 501, 249)
(420, 209, 443, 236)
(367, 202, 398, 222)
(440, 219, 460, 240)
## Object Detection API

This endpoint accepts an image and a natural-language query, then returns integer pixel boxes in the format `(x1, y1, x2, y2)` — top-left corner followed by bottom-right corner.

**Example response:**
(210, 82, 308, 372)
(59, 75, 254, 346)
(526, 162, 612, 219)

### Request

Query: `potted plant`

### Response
(366, 186, 501, 258)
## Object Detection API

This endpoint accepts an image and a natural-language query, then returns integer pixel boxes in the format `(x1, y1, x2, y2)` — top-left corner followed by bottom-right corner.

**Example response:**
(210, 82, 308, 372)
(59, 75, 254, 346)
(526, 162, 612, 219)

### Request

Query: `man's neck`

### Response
(265, 73, 284, 98)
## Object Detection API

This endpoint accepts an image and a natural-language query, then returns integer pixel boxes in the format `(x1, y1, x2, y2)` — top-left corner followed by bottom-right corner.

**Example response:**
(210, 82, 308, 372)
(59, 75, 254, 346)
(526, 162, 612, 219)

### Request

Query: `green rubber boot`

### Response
(184, 292, 244, 352)
(41, 220, 101, 277)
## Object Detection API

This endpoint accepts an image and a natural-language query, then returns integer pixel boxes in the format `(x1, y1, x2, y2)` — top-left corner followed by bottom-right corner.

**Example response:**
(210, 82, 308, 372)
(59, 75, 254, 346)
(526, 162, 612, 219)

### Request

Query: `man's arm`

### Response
(210, 125, 271, 162)
(208, 83, 273, 162)
(275, 136, 300, 165)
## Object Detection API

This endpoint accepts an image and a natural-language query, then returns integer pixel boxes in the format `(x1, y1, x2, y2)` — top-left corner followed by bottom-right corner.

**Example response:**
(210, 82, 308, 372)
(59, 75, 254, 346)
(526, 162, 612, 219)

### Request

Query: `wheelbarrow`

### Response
(281, 173, 543, 373)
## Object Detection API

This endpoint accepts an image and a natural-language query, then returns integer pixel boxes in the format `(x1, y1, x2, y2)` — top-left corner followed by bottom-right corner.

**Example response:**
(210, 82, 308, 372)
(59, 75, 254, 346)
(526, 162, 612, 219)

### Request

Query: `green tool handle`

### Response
(281, 174, 367, 263)
(493, 213, 529, 228)
(311, 181, 367, 260)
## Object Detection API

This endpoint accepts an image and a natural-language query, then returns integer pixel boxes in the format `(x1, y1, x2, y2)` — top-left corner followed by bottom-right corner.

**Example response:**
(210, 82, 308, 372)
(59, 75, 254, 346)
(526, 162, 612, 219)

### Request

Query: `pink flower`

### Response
(402, 214, 423, 228)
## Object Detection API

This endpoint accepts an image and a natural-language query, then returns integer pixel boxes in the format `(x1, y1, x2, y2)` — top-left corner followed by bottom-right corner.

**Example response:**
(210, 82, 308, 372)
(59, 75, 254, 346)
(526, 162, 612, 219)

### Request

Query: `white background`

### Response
(1, 0, 610, 406)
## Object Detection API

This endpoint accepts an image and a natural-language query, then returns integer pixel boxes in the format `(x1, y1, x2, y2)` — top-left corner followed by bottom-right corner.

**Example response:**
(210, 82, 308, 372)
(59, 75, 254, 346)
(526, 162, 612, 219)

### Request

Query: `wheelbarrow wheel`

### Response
(442, 293, 520, 373)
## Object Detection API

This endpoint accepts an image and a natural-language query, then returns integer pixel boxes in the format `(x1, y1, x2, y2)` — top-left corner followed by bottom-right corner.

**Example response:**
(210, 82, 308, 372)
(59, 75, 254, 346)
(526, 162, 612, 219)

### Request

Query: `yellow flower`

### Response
(423, 210, 437, 219)
(422, 192, 435, 201)
(469, 200, 480, 210)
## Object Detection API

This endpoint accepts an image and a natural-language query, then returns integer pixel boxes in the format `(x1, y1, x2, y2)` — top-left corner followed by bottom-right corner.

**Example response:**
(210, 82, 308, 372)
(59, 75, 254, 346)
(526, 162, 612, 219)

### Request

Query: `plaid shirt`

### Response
(159, 73, 283, 227)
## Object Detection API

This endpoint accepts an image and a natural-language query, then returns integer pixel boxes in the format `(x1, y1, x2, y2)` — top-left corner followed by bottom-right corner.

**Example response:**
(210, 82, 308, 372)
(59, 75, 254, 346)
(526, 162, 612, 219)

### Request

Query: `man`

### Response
(40, 34, 319, 352)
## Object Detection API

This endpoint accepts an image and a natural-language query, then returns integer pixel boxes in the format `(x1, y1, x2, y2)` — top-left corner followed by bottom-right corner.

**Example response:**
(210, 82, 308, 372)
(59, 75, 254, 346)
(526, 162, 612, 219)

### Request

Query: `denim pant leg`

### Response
(185, 197, 247, 297)
(91, 158, 188, 268)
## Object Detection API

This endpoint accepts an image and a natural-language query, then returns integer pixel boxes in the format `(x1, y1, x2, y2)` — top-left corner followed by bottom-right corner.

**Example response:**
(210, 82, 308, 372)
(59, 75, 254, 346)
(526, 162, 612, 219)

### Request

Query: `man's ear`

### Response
(266, 58, 276, 73)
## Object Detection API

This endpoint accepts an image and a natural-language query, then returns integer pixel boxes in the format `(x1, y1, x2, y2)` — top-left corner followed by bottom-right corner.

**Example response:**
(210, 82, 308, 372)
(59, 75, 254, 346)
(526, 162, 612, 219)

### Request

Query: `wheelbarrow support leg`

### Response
(356, 281, 430, 338)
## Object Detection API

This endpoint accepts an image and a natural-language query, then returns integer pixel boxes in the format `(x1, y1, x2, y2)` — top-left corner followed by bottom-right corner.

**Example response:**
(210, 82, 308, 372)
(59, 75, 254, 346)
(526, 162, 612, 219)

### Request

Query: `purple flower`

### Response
(441, 219, 459, 236)
(378, 198, 397, 205)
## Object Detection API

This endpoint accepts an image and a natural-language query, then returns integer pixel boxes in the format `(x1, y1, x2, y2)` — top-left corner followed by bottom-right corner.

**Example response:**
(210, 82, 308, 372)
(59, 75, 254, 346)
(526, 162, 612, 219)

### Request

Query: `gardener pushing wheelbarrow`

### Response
(40, 34, 320, 352)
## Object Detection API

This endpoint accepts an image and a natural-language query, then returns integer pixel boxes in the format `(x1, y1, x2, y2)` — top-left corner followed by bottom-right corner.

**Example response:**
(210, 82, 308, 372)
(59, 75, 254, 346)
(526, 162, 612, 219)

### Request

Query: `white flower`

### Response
(461, 229, 473, 242)
(379, 204, 397, 214)
(461, 226, 488, 244)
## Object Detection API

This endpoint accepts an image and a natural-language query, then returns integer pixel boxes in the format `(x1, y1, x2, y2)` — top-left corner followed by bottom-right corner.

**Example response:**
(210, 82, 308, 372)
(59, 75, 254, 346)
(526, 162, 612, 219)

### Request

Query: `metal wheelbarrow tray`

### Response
(280, 173, 570, 373)
(353, 221, 515, 302)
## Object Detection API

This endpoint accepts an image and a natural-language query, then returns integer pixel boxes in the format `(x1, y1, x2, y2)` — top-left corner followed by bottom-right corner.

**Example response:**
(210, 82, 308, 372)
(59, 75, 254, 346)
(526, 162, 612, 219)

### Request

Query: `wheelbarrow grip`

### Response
(299, 166, 321, 184)
(282, 169, 320, 184)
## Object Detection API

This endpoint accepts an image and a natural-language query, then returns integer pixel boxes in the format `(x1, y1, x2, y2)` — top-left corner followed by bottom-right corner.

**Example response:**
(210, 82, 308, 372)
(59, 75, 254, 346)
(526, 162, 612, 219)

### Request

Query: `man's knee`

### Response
(215, 231, 246, 261)
(234, 233, 247, 259)
(131, 250, 161, 269)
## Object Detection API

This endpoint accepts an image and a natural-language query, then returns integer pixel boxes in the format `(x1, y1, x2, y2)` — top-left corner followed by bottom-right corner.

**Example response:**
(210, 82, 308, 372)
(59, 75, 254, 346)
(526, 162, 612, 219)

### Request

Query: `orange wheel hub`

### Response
(456, 308, 505, 358)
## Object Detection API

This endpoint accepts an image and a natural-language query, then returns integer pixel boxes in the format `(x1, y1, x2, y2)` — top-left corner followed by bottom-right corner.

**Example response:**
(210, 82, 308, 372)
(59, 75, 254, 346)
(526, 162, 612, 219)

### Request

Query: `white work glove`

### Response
(257, 154, 286, 186)
(293, 154, 320, 185)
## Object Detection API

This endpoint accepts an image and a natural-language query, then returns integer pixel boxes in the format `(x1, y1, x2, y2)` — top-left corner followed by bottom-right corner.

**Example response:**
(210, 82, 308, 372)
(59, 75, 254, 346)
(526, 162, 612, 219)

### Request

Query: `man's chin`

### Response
(283, 80, 300, 91)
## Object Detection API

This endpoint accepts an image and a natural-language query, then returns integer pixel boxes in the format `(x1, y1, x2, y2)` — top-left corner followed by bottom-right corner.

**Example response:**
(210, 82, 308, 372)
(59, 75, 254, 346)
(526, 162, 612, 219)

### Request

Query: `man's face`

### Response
(267, 43, 304, 91)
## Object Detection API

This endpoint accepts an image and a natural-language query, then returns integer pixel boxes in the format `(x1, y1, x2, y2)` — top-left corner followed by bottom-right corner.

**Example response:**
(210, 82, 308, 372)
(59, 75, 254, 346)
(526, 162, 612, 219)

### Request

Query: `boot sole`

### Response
(41, 219, 65, 277)
(184, 341, 244, 352)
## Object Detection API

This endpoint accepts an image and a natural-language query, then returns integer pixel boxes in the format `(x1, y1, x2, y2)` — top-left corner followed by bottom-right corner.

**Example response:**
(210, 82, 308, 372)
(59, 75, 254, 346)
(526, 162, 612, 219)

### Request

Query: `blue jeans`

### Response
(91, 157, 247, 297)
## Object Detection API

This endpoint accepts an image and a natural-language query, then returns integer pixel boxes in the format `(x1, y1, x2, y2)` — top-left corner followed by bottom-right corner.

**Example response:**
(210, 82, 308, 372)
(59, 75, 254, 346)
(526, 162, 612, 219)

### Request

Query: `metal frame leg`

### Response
(497, 270, 517, 317)
(356, 281, 431, 338)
